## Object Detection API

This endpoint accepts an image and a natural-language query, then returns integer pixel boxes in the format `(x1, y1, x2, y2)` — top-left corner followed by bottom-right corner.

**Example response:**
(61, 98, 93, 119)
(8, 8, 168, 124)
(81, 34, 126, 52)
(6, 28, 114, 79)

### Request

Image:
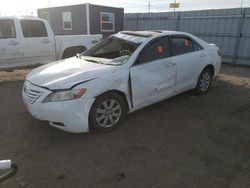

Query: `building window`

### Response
(62, 12, 72, 30)
(100, 12, 115, 32)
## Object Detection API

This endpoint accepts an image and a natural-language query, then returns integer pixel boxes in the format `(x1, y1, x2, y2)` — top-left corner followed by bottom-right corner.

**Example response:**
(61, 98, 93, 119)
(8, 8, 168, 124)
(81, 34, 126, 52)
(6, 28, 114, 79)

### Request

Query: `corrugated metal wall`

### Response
(124, 8, 250, 66)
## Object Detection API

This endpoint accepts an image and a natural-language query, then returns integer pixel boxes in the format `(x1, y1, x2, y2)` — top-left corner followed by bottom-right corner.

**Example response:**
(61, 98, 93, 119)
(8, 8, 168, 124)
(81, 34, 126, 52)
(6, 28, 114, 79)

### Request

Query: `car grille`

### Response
(24, 82, 43, 104)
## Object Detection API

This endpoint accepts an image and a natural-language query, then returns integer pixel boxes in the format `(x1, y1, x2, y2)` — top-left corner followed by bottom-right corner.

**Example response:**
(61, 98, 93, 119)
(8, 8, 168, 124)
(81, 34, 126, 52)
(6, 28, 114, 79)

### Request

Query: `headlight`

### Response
(43, 88, 87, 103)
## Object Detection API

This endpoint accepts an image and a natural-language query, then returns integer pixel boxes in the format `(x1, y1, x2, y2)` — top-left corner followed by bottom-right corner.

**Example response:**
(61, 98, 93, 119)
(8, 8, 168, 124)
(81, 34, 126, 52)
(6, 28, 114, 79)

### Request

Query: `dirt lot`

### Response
(0, 65, 250, 188)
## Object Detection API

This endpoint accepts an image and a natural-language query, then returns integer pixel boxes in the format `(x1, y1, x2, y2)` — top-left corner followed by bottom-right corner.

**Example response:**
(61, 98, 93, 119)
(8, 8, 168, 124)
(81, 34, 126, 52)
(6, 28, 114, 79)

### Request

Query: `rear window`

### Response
(0, 20, 16, 39)
(20, 20, 47, 38)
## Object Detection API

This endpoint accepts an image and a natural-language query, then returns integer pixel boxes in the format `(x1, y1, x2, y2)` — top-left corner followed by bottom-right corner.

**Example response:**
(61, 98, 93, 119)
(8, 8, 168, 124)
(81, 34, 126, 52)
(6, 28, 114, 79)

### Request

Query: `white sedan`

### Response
(22, 31, 221, 133)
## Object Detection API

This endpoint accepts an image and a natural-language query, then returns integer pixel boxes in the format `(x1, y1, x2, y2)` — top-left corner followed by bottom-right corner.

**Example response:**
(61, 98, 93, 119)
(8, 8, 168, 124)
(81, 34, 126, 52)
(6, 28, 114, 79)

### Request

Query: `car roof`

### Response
(0, 16, 45, 21)
(116, 30, 191, 44)
(120, 30, 188, 37)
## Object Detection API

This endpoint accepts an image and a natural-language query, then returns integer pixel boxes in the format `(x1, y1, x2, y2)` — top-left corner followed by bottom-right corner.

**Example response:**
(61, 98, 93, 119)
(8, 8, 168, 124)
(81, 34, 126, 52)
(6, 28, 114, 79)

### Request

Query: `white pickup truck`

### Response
(0, 16, 102, 69)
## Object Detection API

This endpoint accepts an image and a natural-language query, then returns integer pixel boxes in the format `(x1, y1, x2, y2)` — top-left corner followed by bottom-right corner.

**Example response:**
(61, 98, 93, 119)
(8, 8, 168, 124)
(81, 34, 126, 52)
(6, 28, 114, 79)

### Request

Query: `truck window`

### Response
(0, 20, 16, 39)
(20, 20, 47, 38)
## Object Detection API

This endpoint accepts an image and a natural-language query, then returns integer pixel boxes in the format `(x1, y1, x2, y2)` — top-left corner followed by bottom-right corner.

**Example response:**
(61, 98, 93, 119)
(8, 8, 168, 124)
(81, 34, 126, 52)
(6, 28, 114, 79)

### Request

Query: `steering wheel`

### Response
(119, 49, 132, 56)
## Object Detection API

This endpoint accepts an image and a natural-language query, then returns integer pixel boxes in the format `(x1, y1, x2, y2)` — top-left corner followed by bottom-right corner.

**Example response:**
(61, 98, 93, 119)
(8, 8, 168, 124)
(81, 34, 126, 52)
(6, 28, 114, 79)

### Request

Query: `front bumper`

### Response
(22, 82, 94, 133)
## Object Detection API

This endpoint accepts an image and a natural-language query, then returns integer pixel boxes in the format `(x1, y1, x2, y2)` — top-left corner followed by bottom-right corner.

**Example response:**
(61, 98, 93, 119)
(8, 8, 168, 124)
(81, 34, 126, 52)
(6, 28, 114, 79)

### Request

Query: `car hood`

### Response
(26, 57, 117, 90)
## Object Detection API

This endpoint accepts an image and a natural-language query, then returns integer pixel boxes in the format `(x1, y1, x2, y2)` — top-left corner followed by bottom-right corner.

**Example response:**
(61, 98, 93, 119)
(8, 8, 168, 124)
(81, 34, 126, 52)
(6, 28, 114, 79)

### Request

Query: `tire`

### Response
(89, 92, 126, 132)
(196, 68, 213, 95)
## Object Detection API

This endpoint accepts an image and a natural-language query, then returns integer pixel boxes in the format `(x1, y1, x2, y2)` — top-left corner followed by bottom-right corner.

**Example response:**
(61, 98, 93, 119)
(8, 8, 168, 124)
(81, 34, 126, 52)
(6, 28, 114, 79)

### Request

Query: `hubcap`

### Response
(95, 99, 122, 128)
(199, 72, 211, 92)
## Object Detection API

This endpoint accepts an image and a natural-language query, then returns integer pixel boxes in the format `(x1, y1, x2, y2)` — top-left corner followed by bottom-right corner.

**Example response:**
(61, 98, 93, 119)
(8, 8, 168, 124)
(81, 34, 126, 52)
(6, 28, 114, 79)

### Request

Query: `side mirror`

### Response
(0, 160, 18, 183)
(76, 53, 81, 58)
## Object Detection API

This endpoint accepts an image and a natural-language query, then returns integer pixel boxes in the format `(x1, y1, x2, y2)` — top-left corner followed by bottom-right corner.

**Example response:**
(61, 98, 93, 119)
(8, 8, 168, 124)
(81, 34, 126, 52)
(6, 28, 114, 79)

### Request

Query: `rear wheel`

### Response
(196, 68, 213, 95)
(89, 93, 126, 132)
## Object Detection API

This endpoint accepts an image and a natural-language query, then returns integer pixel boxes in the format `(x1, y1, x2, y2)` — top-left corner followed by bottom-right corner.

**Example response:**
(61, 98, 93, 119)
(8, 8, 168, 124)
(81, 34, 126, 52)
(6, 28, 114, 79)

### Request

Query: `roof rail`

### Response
(120, 31, 153, 37)
(19, 15, 37, 18)
(150, 30, 163, 33)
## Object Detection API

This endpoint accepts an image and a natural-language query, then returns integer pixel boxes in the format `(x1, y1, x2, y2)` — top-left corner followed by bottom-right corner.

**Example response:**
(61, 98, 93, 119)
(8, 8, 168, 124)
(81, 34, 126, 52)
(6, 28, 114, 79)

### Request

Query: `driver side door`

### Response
(130, 36, 177, 109)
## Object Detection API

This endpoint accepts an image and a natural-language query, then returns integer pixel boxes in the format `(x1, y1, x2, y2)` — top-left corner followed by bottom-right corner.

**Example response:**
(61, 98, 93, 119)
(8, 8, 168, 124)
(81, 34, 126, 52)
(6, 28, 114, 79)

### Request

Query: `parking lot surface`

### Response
(0, 65, 250, 188)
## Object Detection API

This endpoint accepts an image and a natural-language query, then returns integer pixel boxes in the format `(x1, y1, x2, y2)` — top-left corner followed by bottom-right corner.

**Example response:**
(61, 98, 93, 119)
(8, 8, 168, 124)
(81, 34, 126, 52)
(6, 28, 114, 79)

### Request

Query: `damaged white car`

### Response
(22, 31, 221, 133)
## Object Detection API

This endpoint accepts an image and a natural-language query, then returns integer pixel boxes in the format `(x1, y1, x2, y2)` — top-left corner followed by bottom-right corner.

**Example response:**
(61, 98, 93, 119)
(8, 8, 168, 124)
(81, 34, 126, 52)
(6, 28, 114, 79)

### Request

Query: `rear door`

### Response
(0, 19, 24, 68)
(20, 19, 54, 65)
(170, 35, 204, 93)
(130, 36, 177, 109)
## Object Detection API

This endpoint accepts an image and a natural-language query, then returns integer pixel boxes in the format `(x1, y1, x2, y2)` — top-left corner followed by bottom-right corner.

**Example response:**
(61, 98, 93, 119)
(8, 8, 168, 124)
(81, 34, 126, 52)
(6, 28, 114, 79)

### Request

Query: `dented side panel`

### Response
(129, 58, 177, 110)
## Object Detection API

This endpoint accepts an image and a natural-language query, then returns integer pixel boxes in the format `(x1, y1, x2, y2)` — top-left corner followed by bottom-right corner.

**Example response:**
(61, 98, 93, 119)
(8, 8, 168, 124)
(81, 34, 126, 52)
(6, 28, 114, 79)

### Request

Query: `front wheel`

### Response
(89, 93, 126, 132)
(196, 68, 213, 95)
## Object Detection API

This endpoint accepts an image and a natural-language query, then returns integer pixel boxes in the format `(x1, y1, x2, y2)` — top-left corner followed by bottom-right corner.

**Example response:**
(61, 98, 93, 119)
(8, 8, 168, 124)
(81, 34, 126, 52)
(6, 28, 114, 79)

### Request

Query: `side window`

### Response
(193, 40, 203, 51)
(0, 20, 16, 39)
(20, 20, 48, 38)
(171, 37, 194, 56)
(139, 37, 171, 64)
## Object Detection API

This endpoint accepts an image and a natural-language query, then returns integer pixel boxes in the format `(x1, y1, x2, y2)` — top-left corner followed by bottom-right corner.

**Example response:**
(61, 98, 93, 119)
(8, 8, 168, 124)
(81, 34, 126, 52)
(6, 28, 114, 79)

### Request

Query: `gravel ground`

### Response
(0, 64, 250, 188)
(0, 65, 39, 82)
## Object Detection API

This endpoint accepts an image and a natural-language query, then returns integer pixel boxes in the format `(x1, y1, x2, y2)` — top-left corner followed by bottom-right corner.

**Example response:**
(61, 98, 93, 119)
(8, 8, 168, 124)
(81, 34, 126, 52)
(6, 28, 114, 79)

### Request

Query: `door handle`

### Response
(7, 41, 19, 46)
(91, 40, 99, 44)
(41, 39, 51, 44)
(166, 62, 176, 67)
(200, 53, 205, 57)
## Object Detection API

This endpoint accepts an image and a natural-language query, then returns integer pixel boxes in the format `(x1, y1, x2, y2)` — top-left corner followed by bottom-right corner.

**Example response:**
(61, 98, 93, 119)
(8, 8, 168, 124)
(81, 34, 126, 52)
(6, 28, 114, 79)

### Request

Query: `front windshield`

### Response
(80, 36, 140, 65)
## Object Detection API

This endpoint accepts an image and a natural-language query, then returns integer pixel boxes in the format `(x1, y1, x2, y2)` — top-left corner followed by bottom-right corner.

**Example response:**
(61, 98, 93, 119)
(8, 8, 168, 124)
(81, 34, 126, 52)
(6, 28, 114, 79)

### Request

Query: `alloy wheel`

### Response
(95, 99, 122, 128)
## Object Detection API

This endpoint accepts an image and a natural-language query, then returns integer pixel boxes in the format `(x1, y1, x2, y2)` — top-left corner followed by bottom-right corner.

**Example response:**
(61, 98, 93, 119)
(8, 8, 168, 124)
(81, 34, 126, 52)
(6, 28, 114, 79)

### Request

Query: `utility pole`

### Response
(148, 1, 151, 13)
(174, 0, 176, 13)
(240, 0, 244, 15)
(241, 0, 244, 9)
(169, 0, 180, 15)
(24, 0, 27, 15)
(48, 0, 51, 23)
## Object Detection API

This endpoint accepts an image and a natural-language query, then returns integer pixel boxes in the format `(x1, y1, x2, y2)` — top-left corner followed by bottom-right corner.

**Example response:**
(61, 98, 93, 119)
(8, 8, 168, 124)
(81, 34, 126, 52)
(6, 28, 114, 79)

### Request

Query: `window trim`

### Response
(170, 35, 204, 56)
(100, 12, 115, 32)
(62, 12, 72, 30)
(192, 39, 204, 51)
(133, 36, 172, 67)
(0, 19, 17, 39)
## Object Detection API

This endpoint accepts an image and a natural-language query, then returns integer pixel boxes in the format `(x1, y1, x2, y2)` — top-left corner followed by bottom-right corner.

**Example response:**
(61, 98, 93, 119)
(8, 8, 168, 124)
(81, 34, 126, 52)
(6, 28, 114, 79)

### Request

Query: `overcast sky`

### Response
(0, 0, 249, 16)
